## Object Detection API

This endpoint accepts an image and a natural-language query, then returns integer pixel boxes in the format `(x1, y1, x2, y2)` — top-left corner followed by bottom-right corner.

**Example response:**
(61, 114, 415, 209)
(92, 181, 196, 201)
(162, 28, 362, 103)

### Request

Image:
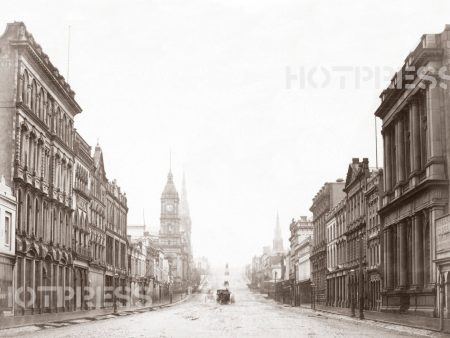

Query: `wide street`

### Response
(0, 272, 440, 338)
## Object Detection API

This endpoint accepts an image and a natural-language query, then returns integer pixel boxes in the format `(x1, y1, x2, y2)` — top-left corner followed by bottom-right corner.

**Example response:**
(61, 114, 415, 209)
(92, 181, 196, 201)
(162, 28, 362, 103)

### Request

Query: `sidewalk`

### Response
(299, 303, 450, 334)
(0, 295, 190, 331)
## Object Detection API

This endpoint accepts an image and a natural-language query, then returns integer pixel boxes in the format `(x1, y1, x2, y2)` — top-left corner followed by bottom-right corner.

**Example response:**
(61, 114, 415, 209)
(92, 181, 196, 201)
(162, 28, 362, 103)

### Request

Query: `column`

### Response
(386, 228, 394, 289)
(397, 118, 405, 183)
(413, 214, 424, 287)
(427, 86, 442, 160)
(383, 131, 392, 191)
(411, 97, 421, 172)
(430, 207, 444, 284)
(335, 277, 339, 307)
(398, 221, 407, 288)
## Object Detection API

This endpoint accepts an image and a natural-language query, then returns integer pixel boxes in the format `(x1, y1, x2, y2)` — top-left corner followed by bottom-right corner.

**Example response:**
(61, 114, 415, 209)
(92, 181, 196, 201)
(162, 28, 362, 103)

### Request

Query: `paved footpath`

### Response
(0, 294, 190, 334)
(297, 303, 450, 334)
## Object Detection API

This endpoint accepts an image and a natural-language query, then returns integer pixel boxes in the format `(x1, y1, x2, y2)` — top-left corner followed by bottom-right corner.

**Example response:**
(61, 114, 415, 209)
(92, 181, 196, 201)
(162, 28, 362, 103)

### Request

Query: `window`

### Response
(5, 212, 11, 246)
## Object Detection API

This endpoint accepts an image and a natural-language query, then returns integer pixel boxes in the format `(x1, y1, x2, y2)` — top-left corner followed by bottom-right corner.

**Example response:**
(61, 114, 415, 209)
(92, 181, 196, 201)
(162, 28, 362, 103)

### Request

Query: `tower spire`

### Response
(273, 211, 283, 253)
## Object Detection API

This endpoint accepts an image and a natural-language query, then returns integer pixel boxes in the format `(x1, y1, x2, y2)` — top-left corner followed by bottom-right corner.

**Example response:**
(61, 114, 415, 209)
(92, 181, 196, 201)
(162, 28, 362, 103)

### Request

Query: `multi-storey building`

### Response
(0, 176, 16, 316)
(128, 239, 146, 306)
(88, 142, 107, 308)
(365, 169, 383, 311)
(343, 158, 370, 310)
(297, 236, 313, 304)
(310, 180, 345, 304)
(0, 22, 80, 315)
(325, 197, 346, 307)
(72, 132, 92, 310)
(289, 216, 313, 306)
(158, 169, 193, 291)
(105, 178, 128, 306)
(375, 26, 450, 316)
(0, 22, 128, 316)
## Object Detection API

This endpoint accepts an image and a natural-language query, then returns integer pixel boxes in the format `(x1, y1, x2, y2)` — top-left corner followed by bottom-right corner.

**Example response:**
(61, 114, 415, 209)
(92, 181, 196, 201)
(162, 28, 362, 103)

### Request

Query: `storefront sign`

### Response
(436, 214, 450, 254)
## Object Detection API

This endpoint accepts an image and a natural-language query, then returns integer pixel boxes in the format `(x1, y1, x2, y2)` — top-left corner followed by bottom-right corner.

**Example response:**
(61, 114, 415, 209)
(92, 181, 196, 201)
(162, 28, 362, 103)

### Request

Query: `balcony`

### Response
(74, 245, 91, 261)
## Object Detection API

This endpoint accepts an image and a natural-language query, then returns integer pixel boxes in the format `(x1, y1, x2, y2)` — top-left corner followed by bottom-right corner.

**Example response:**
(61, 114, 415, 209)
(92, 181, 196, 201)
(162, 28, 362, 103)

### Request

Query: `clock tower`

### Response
(160, 170, 180, 235)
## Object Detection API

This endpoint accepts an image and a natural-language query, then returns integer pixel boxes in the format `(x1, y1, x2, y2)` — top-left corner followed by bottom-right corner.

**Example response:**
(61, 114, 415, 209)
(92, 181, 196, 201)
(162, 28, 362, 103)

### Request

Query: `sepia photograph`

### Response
(1, 0, 450, 337)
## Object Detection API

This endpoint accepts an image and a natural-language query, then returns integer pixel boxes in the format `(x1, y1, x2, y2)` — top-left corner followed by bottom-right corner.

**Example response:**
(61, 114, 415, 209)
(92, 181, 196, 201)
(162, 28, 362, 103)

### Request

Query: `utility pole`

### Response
(439, 266, 445, 332)
(359, 230, 365, 320)
(67, 25, 71, 81)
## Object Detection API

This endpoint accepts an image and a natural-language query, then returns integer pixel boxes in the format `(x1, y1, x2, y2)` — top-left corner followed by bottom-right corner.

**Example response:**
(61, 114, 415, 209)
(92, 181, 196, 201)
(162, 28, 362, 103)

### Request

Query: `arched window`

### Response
(50, 208, 55, 242)
(34, 199, 39, 236)
(62, 115, 67, 142)
(22, 70, 29, 105)
(17, 190, 22, 231)
(38, 88, 44, 118)
(55, 107, 61, 137)
(31, 80, 37, 113)
(59, 211, 63, 244)
(26, 194, 32, 234)
(42, 202, 47, 241)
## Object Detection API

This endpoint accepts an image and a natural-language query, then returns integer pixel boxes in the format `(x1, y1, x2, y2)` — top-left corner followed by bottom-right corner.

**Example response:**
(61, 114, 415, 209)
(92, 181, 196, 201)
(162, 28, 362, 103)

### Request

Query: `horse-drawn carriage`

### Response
(216, 289, 231, 304)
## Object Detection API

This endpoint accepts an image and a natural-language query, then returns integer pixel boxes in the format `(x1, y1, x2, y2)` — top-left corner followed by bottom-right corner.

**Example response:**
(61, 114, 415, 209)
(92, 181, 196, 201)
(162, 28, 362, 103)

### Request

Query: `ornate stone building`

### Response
(310, 180, 345, 304)
(365, 168, 383, 311)
(88, 142, 107, 309)
(343, 158, 370, 311)
(0, 22, 128, 315)
(375, 26, 450, 316)
(0, 22, 80, 315)
(72, 132, 92, 310)
(0, 176, 16, 316)
(325, 197, 346, 307)
(105, 178, 128, 306)
(289, 216, 313, 306)
(158, 169, 192, 290)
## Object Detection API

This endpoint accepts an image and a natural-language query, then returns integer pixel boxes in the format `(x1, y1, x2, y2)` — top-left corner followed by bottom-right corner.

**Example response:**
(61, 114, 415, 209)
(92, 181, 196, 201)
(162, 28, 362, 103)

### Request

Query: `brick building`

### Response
(310, 180, 345, 304)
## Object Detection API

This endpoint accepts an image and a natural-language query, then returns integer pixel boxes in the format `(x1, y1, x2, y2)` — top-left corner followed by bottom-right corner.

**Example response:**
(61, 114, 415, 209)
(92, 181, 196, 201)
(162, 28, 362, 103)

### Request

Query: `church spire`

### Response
(273, 211, 283, 253)
(180, 172, 191, 228)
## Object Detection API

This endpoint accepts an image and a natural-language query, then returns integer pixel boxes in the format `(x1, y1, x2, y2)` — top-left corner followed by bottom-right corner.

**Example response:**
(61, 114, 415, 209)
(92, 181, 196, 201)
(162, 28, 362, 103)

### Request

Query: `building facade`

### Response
(0, 22, 128, 315)
(310, 180, 345, 304)
(343, 158, 370, 311)
(0, 176, 16, 316)
(365, 169, 383, 311)
(326, 197, 347, 307)
(0, 22, 80, 315)
(289, 216, 313, 306)
(375, 26, 450, 316)
(105, 179, 128, 306)
(158, 169, 193, 291)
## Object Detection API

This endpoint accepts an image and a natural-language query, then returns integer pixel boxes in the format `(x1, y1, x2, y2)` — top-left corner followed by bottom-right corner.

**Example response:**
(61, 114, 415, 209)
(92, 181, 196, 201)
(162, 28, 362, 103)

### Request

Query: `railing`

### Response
(75, 245, 91, 259)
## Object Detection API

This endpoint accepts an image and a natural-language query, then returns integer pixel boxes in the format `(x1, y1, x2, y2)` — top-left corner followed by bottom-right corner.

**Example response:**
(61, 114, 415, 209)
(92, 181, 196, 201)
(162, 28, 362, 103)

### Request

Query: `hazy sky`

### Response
(3, 0, 450, 267)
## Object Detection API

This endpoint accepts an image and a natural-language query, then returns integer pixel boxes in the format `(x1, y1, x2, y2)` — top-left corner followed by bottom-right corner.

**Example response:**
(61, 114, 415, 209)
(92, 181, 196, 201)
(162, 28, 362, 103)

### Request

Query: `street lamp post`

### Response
(274, 271, 278, 302)
(113, 273, 119, 314)
(359, 230, 365, 320)
(439, 266, 445, 332)
(350, 270, 356, 317)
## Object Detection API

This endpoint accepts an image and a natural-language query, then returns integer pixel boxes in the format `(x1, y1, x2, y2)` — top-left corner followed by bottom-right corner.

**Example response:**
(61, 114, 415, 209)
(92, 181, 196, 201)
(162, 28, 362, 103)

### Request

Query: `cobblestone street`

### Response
(0, 274, 443, 338)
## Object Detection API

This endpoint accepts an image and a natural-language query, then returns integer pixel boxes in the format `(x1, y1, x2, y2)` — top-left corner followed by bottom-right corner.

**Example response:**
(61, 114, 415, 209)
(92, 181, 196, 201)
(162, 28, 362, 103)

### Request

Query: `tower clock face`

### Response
(166, 203, 174, 212)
